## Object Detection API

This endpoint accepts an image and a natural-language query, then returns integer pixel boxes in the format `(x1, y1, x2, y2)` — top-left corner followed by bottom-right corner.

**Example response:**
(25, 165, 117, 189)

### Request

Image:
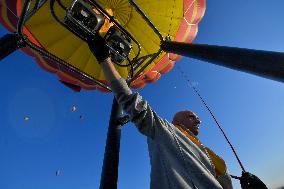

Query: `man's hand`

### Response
(88, 34, 121, 83)
(88, 34, 110, 62)
(240, 172, 268, 189)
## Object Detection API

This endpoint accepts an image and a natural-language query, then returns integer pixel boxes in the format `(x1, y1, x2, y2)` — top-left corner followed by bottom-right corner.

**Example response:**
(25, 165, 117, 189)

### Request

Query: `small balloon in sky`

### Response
(79, 115, 83, 120)
(56, 169, 61, 176)
(71, 105, 76, 112)
(24, 116, 29, 121)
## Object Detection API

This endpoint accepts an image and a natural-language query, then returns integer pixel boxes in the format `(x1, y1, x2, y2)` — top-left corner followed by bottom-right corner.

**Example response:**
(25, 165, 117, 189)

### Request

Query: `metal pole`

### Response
(99, 97, 123, 189)
(0, 34, 25, 61)
(161, 41, 284, 82)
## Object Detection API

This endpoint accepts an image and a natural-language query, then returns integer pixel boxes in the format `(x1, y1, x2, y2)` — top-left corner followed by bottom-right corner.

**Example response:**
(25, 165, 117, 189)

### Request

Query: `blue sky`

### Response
(1, 1, 284, 189)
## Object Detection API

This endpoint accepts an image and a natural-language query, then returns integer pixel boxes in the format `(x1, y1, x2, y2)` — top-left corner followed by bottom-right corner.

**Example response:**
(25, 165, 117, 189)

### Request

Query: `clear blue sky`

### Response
(1, 1, 284, 189)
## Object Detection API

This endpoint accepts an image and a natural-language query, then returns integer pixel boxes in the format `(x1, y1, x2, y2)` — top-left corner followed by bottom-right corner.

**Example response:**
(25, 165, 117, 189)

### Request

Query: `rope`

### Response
(176, 64, 246, 173)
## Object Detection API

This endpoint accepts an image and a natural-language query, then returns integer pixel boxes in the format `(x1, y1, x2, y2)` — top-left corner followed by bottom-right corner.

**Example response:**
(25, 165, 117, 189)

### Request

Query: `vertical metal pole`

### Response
(0, 34, 24, 61)
(99, 97, 123, 189)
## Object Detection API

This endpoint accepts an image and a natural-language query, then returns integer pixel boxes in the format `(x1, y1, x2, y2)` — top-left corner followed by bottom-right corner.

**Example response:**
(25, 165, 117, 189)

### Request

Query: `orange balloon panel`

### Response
(0, 0, 206, 92)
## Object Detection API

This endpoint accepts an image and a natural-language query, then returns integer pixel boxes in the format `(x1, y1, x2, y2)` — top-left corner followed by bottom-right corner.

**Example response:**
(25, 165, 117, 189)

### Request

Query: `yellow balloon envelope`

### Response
(0, 0, 206, 92)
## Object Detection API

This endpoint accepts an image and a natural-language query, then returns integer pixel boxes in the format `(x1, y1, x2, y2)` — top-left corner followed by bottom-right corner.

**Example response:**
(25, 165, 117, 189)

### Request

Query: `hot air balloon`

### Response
(0, 0, 205, 92)
(1, 0, 284, 87)
(71, 105, 76, 112)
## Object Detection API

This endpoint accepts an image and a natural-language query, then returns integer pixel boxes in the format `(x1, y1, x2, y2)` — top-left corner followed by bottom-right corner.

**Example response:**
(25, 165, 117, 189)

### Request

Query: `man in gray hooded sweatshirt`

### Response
(88, 35, 233, 189)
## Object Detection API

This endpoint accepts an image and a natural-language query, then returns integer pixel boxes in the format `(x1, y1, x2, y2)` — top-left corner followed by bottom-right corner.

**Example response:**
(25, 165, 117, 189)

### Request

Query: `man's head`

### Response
(172, 110, 201, 136)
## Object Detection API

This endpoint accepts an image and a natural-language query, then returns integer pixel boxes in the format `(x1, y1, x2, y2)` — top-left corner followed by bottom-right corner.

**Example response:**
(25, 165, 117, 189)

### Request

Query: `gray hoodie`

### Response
(110, 78, 231, 189)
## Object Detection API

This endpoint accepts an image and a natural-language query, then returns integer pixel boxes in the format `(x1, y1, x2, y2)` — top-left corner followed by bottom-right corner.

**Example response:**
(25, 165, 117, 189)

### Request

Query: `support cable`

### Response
(176, 65, 246, 173)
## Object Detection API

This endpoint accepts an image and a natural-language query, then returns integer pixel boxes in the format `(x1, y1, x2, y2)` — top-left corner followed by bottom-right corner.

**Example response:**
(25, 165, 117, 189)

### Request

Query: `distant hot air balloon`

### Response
(71, 105, 76, 112)
(0, 0, 205, 92)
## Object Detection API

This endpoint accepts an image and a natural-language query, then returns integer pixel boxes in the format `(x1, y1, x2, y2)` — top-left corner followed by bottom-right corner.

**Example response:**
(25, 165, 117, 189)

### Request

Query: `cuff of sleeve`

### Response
(110, 78, 132, 95)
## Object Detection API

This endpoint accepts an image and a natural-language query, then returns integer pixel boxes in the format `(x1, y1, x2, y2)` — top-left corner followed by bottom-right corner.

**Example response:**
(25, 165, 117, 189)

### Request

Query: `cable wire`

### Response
(176, 64, 246, 173)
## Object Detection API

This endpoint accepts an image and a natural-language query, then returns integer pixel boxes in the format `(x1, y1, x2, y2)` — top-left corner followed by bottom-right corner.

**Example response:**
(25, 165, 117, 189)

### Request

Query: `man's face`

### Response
(181, 112, 201, 136)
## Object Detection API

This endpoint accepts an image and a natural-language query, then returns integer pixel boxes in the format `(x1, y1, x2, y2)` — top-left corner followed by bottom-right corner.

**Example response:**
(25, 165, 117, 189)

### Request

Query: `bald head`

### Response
(172, 110, 201, 136)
